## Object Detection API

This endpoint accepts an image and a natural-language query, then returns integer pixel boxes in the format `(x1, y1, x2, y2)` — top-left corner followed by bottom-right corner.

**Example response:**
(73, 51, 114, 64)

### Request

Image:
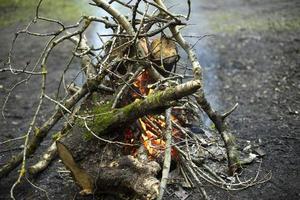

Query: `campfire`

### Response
(0, 0, 270, 199)
(52, 33, 262, 199)
(123, 68, 182, 161)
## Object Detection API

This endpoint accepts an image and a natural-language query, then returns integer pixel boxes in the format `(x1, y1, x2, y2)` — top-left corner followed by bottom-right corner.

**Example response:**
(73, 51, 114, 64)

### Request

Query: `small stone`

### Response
(174, 186, 190, 200)
(11, 121, 19, 125)
(290, 110, 299, 115)
(15, 94, 22, 99)
(243, 144, 252, 152)
(241, 153, 257, 164)
(258, 138, 262, 144)
(253, 147, 266, 157)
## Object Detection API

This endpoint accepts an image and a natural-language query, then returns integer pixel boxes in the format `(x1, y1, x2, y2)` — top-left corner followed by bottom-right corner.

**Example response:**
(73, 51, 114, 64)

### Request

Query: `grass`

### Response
(0, 0, 87, 27)
(207, 10, 300, 34)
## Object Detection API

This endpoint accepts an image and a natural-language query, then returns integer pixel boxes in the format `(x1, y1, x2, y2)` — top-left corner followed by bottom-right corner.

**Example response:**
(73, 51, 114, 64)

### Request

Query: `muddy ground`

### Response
(0, 0, 299, 199)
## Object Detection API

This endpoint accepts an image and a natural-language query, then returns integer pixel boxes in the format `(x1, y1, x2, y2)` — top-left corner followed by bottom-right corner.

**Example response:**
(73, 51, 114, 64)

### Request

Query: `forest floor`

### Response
(0, 0, 299, 199)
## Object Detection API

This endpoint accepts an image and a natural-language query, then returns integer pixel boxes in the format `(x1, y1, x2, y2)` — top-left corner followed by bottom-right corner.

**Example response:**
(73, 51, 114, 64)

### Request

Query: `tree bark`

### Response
(52, 80, 200, 198)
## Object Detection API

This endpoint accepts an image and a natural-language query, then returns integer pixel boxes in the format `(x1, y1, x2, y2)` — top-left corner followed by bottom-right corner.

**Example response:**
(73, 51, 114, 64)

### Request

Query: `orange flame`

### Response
(124, 69, 180, 159)
(131, 70, 152, 98)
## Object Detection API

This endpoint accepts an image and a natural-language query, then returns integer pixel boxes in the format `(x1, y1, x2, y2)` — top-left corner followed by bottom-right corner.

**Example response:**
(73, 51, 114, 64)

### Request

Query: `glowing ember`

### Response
(139, 118, 166, 158)
(131, 70, 152, 98)
(124, 69, 181, 159)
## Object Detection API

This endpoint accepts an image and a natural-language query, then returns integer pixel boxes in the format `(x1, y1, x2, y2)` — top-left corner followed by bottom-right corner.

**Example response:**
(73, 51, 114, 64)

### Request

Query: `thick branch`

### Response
(28, 142, 57, 175)
(56, 80, 200, 166)
(93, 0, 163, 80)
(94, 156, 160, 200)
(0, 64, 111, 179)
(93, 0, 135, 35)
(83, 80, 200, 137)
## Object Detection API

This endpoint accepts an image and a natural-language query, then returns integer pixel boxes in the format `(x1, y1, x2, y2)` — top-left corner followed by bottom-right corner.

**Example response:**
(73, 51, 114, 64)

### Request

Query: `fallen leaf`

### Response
(56, 141, 94, 195)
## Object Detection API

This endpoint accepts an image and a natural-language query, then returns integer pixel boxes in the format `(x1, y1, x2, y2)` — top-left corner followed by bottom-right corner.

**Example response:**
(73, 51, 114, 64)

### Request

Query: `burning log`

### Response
(50, 80, 200, 198)
(0, 1, 268, 200)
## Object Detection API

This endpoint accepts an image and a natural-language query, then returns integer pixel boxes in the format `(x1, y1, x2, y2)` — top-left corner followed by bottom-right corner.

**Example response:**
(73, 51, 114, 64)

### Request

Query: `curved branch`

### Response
(154, 0, 241, 175)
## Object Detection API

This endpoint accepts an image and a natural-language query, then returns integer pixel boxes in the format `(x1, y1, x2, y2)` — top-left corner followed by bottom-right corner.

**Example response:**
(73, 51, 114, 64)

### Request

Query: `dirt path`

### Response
(0, 0, 299, 199)
(201, 1, 300, 199)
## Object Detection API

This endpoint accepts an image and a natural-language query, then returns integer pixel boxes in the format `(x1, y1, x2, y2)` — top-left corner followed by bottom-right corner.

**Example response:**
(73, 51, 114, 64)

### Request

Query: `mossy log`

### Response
(56, 80, 200, 198)
(60, 79, 201, 161)
(77, 79, 201, 139)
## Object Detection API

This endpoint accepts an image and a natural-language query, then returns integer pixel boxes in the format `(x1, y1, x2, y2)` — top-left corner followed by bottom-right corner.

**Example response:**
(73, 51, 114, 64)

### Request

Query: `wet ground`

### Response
(0, 0, 300, 199)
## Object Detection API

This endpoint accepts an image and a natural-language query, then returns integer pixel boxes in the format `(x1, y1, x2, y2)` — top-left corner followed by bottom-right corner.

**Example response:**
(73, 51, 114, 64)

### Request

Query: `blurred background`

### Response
(0, 0, 299, 199)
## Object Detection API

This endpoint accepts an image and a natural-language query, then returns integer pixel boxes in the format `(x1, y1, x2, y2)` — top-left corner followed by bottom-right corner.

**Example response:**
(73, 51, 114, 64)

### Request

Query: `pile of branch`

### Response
(0, 0, 270, 199)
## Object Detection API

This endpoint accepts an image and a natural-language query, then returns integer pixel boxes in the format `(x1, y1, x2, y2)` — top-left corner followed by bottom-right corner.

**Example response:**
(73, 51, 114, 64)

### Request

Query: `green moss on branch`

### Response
(79, 80, 201, 139)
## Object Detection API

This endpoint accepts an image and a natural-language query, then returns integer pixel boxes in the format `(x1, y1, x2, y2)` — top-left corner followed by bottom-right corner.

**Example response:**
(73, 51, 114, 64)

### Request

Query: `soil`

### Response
(0, 0, 299, 200)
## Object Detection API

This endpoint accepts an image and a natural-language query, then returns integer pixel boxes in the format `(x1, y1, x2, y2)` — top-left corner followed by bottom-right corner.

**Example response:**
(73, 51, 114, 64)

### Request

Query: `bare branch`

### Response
(158, 108, 172, 200)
